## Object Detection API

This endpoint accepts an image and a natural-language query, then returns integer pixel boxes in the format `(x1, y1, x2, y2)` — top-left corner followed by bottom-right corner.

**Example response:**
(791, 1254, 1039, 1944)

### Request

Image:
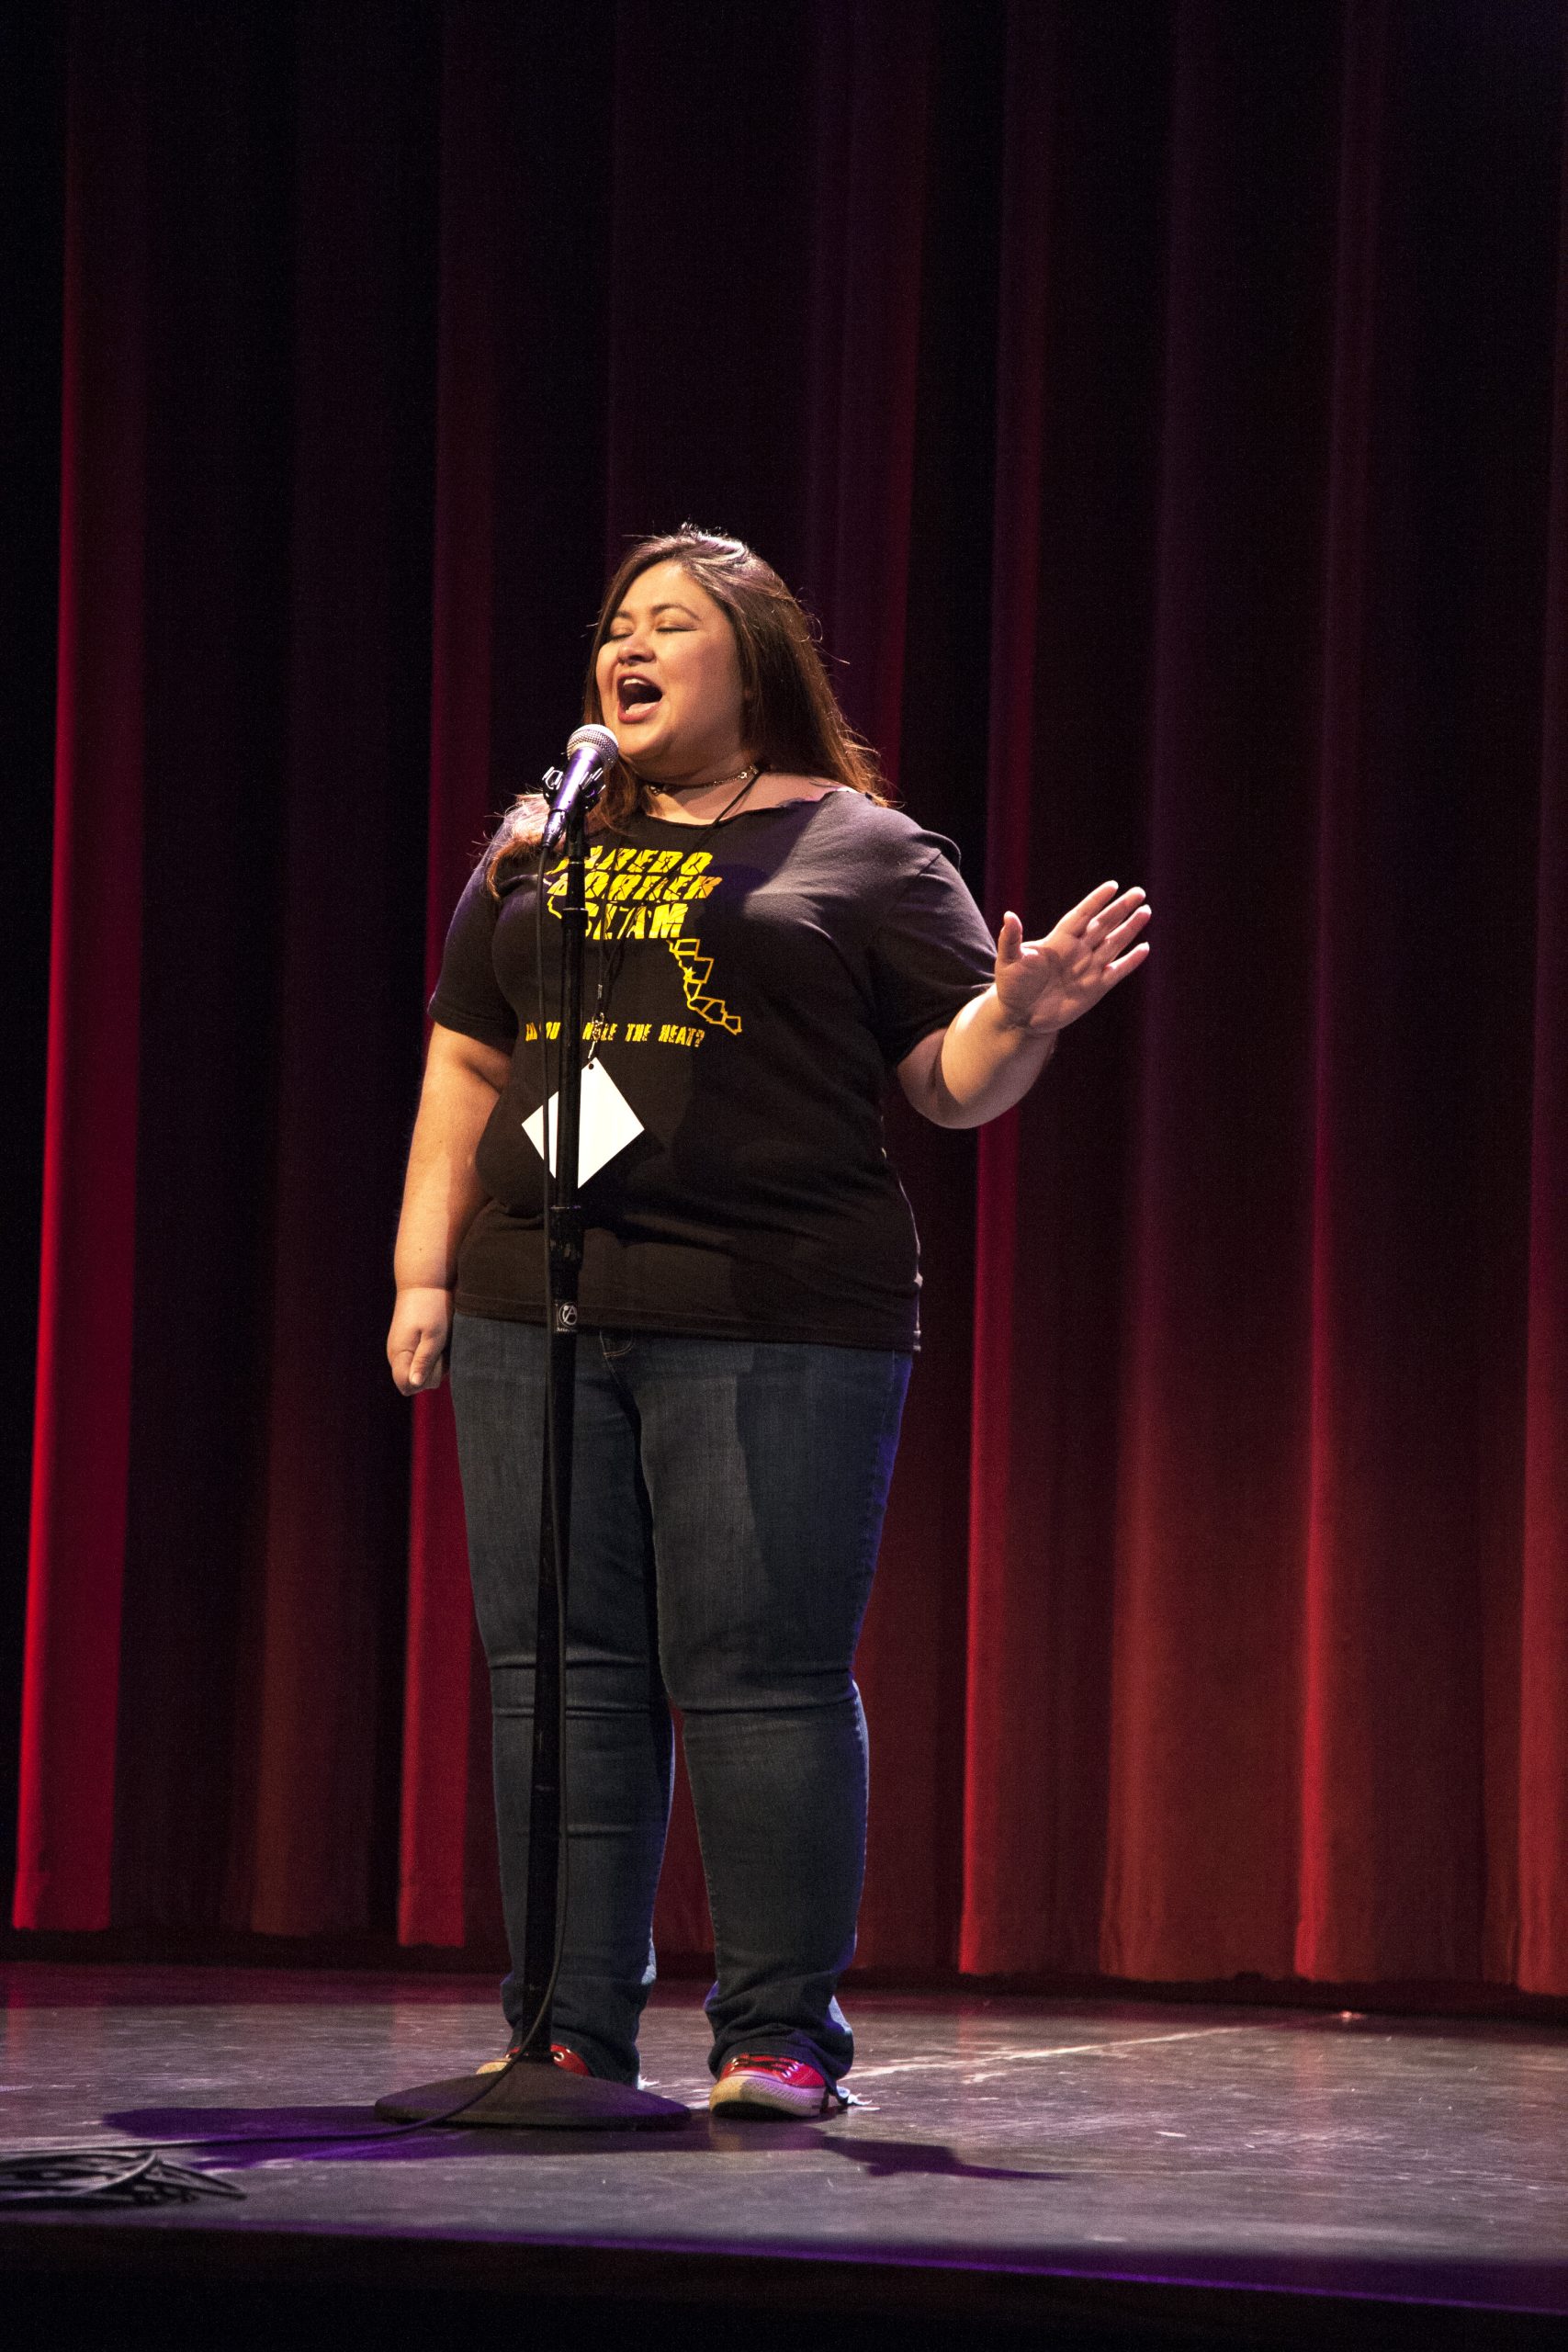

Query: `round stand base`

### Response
(374, 2061, 691, 2130)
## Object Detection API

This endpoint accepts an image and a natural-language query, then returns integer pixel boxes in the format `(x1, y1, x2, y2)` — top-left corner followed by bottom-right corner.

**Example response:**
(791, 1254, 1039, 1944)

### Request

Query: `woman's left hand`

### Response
(994, 881, 1151, 1035)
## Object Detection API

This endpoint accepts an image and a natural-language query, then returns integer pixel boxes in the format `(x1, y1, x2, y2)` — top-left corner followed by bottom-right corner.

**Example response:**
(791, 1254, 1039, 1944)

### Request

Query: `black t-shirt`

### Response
(429, 788, 996, 1349)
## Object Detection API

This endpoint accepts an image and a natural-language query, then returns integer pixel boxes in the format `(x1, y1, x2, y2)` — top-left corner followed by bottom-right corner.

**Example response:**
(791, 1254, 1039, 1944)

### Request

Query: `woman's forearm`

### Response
(393, 1041, 506, 1289)
(925, 987, 1058, 1129)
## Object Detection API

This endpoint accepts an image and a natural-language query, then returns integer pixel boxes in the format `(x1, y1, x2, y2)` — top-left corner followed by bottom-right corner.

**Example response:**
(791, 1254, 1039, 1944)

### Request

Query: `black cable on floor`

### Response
(0, 2148, 245, 2208)
(0, 2055, 575, 2210)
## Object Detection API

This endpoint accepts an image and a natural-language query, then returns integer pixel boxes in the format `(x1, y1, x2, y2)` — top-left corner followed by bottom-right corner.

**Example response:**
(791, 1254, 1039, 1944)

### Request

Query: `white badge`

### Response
(523, 1058, 646, 1184)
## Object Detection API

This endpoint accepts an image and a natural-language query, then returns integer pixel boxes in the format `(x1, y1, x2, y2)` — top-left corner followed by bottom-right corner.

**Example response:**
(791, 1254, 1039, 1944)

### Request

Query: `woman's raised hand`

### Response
(994, 882, 1151, 1035)
(388, 1284, 453, 1395)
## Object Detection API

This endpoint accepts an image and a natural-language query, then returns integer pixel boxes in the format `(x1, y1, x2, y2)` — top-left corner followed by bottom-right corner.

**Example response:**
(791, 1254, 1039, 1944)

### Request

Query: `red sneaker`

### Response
(709, 2053, 846, 2118)
(476, 2042, 592, 2077)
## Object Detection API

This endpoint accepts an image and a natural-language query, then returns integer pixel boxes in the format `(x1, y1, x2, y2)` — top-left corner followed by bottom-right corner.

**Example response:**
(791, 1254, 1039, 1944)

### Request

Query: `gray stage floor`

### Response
(1, 1965, 1564, 2333)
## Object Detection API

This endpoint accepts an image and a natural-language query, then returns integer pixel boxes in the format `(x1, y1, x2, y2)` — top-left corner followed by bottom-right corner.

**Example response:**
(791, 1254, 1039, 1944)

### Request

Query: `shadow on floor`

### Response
(104, 2106, 1065, 2182)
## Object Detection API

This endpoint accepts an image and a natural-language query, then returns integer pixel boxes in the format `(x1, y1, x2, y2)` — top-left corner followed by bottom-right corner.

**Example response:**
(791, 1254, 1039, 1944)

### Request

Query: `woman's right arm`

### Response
(388, 1022, 513, 1395)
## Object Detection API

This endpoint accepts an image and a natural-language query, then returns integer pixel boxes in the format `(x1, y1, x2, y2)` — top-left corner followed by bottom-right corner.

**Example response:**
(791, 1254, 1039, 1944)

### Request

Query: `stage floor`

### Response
(1, 1965, 1563, 2346)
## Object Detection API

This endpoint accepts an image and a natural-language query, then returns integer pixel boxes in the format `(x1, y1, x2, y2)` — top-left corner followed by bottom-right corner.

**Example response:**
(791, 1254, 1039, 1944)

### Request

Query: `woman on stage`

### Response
(387, 529, 1150, 2117)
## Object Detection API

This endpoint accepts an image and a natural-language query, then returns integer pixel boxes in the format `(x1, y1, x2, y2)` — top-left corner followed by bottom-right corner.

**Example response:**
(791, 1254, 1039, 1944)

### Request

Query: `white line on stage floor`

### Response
(852, 2023, 1261, 2080)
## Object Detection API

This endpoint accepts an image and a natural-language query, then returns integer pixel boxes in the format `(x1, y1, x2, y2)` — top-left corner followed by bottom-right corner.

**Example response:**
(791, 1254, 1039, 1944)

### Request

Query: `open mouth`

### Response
(616, 676, 663, 720)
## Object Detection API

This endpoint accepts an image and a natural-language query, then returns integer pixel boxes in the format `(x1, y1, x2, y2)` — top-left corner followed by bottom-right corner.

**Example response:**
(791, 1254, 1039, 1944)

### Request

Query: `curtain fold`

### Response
(1519, 51, 1568, 1990)
(241, 0, 437, 1937)
(1103, 0, 1340, 1982)
(15, 0, 1568, 1999)
(964, 0, 1171, 1980)
(17, 3, 150, 1932)
(397, 0, 507, 1959)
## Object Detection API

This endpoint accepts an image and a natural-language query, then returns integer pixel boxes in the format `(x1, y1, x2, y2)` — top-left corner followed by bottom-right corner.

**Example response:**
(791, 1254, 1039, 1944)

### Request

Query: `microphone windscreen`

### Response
(565, 723, 620, 764)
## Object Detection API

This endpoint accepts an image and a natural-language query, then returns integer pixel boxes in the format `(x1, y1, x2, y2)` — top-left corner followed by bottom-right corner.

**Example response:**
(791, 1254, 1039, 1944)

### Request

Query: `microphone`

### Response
(539, 723, 620, 859)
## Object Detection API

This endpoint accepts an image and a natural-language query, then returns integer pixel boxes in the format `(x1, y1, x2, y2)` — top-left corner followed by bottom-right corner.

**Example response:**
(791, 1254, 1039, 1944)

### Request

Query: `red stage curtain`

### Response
(15, 3, 150, 1931)
(13, 0, 1568, 1999)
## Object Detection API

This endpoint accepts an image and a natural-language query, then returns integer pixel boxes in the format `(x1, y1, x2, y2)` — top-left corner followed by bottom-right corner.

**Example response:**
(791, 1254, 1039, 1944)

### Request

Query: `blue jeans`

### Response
(449, 1313, 911, 2086)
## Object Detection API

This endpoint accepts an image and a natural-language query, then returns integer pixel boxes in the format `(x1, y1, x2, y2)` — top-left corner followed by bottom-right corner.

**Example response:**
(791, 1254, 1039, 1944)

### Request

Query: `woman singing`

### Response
(387, 529, 1150, 2116)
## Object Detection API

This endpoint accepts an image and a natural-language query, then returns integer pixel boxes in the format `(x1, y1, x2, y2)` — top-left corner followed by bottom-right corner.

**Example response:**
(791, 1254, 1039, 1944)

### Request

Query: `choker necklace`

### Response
(649, 760, 761, 822)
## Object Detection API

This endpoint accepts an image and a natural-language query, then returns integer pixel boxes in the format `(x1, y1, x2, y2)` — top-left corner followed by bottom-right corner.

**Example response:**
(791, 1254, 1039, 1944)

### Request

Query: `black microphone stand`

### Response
(380, 792, 687, 2132)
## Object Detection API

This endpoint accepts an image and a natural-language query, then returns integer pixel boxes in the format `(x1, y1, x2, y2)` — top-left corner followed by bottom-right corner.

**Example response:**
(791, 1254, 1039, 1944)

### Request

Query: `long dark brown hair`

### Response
(486, 528, 888, 894)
